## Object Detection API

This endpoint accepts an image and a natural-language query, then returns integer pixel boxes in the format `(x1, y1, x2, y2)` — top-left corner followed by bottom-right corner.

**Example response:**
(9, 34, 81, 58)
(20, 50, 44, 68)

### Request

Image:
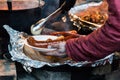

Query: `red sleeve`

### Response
(66, 0, 120, 61)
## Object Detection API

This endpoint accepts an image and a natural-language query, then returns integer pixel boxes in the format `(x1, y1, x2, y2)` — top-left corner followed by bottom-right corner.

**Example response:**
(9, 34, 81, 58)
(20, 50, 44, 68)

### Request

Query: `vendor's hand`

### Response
(41, 41, 67, 58)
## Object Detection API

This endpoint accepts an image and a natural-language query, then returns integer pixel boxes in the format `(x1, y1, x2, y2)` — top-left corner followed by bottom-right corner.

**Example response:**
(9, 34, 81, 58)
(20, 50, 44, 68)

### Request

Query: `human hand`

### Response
(40, 41, 67, 58)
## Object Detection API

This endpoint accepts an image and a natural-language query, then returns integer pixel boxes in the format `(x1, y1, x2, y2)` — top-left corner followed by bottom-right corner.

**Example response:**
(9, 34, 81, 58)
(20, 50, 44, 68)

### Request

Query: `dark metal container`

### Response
(0, 0, 42, 57)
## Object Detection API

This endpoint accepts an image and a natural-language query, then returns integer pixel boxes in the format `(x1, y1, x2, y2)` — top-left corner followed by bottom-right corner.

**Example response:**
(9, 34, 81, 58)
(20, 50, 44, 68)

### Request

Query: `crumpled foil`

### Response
(69, 1, 103, 30)
(3, 25, 114, 71)
(69, 1, 103, 14)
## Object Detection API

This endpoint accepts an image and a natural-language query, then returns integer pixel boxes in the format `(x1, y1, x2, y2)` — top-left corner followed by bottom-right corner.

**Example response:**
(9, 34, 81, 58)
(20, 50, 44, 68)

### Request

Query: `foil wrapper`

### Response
(69, 1, 102, 14)
(3, 25, 114, 71)
(69, 1, 103, 31)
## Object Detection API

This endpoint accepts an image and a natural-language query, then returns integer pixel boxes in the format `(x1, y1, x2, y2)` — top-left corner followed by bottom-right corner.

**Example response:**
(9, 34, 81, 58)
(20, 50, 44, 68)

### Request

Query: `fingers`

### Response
(49, 41, 66, 48)
(58, 42, 66, 52)
(48, 42, 66, 53)
(40, 41, 66, 57)
(48, 43, 59, 48)
(45, 50, 67, 58)
(40, 49, 67, 58)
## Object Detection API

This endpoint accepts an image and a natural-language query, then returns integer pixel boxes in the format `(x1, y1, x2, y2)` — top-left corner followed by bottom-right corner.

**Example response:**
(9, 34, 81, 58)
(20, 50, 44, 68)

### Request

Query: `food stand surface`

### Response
(3, 22, 120, 80)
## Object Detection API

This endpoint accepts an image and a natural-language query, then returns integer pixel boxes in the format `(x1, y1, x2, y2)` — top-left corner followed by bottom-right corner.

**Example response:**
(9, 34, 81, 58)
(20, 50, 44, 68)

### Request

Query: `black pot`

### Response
(0, 6, 41, 56)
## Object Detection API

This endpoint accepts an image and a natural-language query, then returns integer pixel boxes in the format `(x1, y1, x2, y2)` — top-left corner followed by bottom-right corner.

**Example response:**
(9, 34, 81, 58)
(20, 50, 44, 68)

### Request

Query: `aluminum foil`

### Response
(3, 25, 114, 71)
(69, 1, 102, 14)
(69, 1, 103, 30)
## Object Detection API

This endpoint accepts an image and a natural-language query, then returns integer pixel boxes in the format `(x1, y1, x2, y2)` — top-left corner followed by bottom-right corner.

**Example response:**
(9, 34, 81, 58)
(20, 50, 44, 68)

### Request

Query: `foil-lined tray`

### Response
(3, 25, 114, 71)
(69, 1, 104, 31)
(69, 1, 103, 14)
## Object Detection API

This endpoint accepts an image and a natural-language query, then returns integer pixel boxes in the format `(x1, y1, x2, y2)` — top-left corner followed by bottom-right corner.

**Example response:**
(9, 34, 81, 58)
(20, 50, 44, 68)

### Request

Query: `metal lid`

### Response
(0, 0, 45, 10)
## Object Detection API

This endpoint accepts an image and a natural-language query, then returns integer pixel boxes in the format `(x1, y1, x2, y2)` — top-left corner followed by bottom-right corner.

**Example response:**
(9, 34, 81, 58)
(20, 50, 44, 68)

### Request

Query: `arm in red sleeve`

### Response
(66, 0, 120, 61)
